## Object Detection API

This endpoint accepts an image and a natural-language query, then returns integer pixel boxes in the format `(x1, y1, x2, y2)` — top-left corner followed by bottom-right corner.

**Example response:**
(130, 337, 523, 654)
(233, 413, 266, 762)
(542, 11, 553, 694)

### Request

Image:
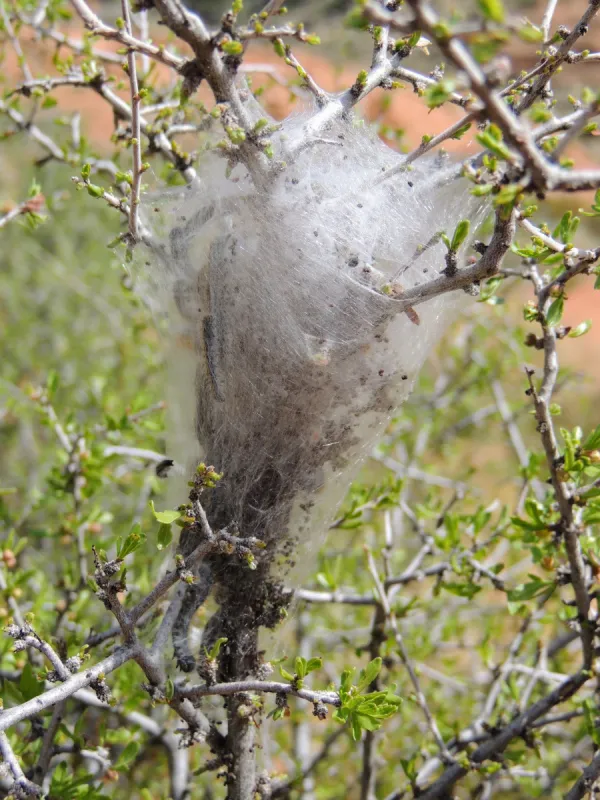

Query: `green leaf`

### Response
(580, 487, 600, 500)
(342, 689, 403, 741)
(507, 577, 554, 613)
(46, 370, 60, 396)
(208, 637, 228, 660)
(116, 523, 146, 560)
(115, 170, 132, 185)
(157, 523, 173, 551)
(583, 698, 600, 746)
(344, 9, 370, 31)
(569, 320, 592, 338)
(494, 183, 522, 207)
(581, 189, 600, 218)
(518, 22, 544, 42)
(401, 755, 418, 782)
(583, 506, 600, 525)
(295, 656, 307, 679)
(351, 714, 362, 740)
(86, 183, 104, 198)
(114, 741, 140, 771)
(432, 21, 451, 41)
(355, 712, 381, 732)
(425, 79, 456, 109)
(476, 128, 512, 161)
(524, 498, 548, 527)
(339, 668, 354, 700)
(442, 581, 482, 599)
(506, 672, 520, 703)
(149, 500, 180, 525)
(553, 211, 579, 243)
(357, 658, 382, 692)
(583, 425, 600, 451)
(253, 117, 269, 133)
(408, 30, 422, 48)
(477, 0, 505, 22)
(450, 220, 470, 251)
(450, 122, 472, 140)
(221, 40, 243, 56)
(471, 184, 495, 196)
(511, 515, 546, 532)
(306, 657, 322, 674)
(19, 663, 44, 701)
(273, 38, 286, 58)
(546, 295, 564, 327)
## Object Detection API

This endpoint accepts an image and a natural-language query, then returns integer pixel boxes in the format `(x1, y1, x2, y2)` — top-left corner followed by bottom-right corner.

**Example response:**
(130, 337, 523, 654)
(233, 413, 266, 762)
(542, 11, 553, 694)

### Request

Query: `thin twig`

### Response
(0, 645, 134, 732)
(365, 547, 454, 763)
(120, 0, 142, 244)
(180, 680, 340, 708)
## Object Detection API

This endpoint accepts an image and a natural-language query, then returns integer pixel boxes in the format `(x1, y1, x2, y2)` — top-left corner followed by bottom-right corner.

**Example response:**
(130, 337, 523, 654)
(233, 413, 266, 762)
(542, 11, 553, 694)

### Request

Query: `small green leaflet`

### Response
(149, 500, 181, 524)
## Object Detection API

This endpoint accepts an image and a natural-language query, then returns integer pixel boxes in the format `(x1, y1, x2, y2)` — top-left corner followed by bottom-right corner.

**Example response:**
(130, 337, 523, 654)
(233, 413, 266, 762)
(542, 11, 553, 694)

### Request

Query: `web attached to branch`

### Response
(133, 112, 482, 601)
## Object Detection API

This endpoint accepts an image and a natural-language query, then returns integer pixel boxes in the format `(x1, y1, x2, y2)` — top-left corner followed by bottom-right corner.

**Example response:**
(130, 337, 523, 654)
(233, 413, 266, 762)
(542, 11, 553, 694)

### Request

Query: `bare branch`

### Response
(0, 645, 134, 733)
(541, 0, 560, 41)
(179, 680, 340, 709)
(296, 589, 377, 605)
